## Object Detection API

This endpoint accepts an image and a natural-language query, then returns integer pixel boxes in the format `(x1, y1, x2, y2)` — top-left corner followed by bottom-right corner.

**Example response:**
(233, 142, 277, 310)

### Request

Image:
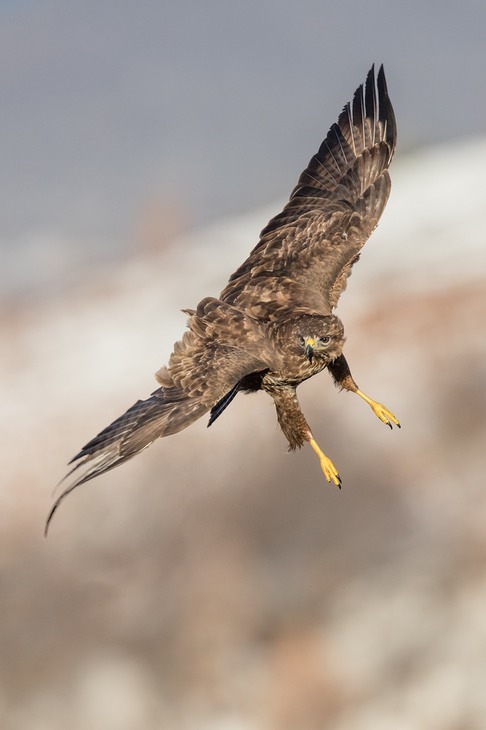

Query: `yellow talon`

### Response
(309, 438, 341, 487)
(356, 389, 401, 429)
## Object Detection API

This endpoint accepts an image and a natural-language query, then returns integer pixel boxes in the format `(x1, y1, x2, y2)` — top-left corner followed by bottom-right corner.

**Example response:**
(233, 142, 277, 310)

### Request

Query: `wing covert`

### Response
(157, 297, 278, 403)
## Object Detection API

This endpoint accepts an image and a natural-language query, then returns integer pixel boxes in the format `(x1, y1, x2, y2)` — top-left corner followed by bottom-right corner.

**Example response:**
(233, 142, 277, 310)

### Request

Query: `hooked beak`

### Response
(304, 336, 315, 362)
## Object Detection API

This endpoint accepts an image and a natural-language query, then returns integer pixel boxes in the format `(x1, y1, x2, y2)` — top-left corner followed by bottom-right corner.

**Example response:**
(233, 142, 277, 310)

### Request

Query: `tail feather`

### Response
(45, 387, 207, 535)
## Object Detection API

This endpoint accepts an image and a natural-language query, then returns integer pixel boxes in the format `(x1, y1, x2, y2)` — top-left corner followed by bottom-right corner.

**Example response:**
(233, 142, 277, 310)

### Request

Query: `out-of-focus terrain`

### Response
(1, 139, 486, 729)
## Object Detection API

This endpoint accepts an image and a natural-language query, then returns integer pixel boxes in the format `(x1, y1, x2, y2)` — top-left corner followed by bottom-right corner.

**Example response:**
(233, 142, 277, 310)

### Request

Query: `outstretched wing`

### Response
(46, 298, 276, 534)
(221, 64, 396, 317)
(46, 388, 206, 535)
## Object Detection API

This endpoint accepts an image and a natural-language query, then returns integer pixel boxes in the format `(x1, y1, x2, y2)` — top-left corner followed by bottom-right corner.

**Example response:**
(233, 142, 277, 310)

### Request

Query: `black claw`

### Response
(397, 422, 401, 429)
(387, 421, 392, 430)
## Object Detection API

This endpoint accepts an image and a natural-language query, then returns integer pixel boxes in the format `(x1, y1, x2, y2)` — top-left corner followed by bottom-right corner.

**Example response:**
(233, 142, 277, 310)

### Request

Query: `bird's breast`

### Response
(262, 354, 328, 389)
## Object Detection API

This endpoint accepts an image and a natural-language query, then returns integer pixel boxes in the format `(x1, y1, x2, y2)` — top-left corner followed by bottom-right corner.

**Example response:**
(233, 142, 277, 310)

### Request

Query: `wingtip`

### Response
(44, 501, 59, 537)
(376, 64, 397, 156)
(44, 472, 82, 536)
(377, 64, 388, 96)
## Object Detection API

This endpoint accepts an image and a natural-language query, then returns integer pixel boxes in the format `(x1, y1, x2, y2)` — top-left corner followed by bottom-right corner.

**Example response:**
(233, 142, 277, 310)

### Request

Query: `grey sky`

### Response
(1, 0, 485, 261)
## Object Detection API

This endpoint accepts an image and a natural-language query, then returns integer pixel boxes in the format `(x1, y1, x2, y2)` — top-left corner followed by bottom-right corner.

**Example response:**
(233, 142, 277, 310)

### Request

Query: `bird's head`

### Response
(297, 314, 345, 363)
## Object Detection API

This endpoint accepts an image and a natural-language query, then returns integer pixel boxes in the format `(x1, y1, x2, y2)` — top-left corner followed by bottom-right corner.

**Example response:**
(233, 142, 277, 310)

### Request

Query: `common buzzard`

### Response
(46, 64, 399, 534)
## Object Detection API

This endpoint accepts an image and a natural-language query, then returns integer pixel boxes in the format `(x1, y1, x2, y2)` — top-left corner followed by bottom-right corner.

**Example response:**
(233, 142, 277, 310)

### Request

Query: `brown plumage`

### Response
(46, 64, 400, 534)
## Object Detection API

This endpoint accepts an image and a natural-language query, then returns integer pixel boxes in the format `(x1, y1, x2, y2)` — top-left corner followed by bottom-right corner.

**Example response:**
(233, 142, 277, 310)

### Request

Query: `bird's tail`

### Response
(45, 387, 207, 535)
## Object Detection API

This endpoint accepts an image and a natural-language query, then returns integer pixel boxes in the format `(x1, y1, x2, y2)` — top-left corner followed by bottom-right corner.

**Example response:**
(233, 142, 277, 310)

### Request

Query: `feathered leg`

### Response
(269, 384, 341, 486)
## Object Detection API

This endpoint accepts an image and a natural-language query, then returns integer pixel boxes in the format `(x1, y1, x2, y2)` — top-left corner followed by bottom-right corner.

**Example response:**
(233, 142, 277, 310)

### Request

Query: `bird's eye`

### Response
(319, 336, 331, 345)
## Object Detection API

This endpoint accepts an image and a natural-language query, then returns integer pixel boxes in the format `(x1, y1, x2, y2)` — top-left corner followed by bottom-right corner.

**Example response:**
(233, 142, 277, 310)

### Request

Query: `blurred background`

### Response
(1, 1, 486, 728)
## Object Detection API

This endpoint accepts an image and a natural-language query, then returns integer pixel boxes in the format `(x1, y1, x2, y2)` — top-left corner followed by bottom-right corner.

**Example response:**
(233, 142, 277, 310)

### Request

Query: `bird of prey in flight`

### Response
(46, 64, 400, 534)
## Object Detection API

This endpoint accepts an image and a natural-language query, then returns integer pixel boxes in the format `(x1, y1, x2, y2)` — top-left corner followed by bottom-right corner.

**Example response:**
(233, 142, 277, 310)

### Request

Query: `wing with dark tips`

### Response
(47, 299, 278, 534)
(221, 65, 397, 315)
